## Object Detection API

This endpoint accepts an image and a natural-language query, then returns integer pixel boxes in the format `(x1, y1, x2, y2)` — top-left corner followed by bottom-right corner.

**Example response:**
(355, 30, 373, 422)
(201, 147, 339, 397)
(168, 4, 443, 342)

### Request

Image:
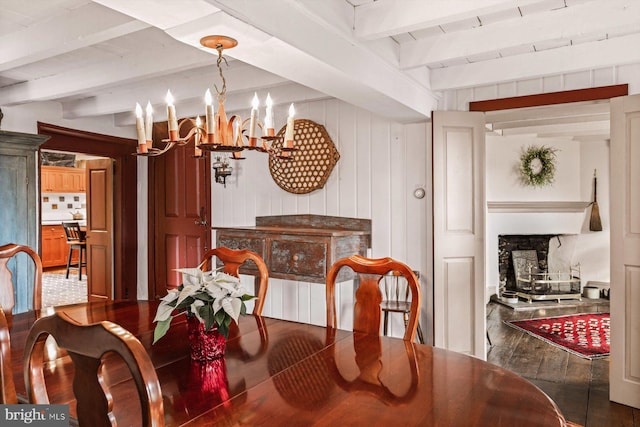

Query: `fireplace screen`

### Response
(512, 249, 581, 302)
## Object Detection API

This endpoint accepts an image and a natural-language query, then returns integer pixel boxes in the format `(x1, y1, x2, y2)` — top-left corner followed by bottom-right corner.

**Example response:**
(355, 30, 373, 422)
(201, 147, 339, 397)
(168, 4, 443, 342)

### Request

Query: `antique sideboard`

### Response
(213, 214, 371, 284)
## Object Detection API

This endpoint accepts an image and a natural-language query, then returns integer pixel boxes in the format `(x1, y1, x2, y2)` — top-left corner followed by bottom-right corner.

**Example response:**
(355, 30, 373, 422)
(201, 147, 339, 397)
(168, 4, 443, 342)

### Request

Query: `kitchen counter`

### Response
(42, 220, 86, 226)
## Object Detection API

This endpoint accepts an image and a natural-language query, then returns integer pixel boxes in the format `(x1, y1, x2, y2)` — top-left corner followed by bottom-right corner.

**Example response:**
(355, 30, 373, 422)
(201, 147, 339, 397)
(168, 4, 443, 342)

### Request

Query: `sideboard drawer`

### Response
(270, 240, 327, 279)
(216, 234, 266, 272)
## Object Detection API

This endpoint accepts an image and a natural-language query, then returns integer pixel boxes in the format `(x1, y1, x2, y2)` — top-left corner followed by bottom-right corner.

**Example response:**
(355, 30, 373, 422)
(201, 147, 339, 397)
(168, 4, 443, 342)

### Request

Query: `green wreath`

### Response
(519, 145, 558, 187)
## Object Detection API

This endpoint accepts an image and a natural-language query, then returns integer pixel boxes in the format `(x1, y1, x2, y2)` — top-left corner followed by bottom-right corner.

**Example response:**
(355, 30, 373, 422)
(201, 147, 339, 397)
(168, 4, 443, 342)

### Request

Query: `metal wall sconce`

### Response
(212, 155, 233, 187)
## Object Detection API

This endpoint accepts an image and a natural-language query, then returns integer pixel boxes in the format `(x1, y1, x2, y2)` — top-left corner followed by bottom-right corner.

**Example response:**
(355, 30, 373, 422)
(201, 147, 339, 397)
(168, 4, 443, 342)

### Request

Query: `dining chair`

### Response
(381, 270, 425, 343)
(0, 243, 42, 313)
(0, 307, 17, 404)
(24, 311, 164, 427)
(200, 247, 269, 315)
(61, 222, 87, 280)
(326, 254, 421, 342)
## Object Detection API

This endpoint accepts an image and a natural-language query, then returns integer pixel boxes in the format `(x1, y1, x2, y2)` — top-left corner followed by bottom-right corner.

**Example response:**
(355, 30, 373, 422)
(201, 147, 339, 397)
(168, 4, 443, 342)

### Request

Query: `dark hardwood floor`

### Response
(486, 300, 640, 427)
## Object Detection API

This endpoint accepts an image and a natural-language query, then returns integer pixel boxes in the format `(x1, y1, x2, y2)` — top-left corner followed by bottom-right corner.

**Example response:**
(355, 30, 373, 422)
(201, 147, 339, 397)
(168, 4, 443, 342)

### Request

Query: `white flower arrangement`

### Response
(153, 264, 255, 344)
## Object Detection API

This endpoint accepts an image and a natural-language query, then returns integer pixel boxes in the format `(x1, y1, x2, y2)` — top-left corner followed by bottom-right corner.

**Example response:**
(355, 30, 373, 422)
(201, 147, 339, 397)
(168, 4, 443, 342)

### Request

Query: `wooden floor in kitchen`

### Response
(486, 300, 640, 427)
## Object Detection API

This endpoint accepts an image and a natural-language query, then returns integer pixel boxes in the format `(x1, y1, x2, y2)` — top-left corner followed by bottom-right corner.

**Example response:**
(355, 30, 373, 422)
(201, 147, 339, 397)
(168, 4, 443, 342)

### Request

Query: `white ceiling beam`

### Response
(354, 0, 546, 40)
(61, 63, 289, 118)
(573, 134, 610, 143)
(491, 113, 610, 130)
(540, 130, 609, 139)
(484, 101, 610, 123)
(400, 0, 640, 69)
(499, 120, 609, 136)
(179, 0, 438, 122)
(0, 33, 213, 105)
(430, 32, 640, 90)
(91, 0, 220, 30)
(0, 2, 150, 72)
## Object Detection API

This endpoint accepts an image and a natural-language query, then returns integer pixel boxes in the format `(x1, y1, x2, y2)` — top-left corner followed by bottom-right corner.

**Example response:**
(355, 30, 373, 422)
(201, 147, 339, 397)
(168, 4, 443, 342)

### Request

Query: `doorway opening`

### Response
(37, 122, 138, 302)
(40, 149, 110, 307)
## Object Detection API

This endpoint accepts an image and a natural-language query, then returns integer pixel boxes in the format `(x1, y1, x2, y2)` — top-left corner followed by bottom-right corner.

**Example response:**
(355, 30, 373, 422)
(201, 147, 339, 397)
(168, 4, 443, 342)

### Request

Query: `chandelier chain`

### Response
(214, 45, 228, 100)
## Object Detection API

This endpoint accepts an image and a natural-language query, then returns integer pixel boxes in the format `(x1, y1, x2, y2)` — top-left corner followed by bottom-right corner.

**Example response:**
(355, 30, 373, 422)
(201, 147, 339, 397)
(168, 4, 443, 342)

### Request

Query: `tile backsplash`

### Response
(42, 192, 86, 221)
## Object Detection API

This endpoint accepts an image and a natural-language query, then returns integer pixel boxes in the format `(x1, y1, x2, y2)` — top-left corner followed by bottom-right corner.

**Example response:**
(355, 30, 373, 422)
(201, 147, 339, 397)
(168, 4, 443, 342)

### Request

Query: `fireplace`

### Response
(498, 234, 582, 302)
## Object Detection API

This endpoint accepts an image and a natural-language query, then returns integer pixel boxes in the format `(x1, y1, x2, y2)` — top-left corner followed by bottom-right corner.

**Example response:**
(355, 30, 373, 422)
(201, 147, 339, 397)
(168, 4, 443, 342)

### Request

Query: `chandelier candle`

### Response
(145, 101, 153, 148)
(248, 93, 259, 146)
(135, 103, 147, 153)
(194, 116, 202, 157)
(205, 89, 215, 142)
(166, 90, 179, 141)
(284, 103, 295, 148)
(264, 93, 275, 137)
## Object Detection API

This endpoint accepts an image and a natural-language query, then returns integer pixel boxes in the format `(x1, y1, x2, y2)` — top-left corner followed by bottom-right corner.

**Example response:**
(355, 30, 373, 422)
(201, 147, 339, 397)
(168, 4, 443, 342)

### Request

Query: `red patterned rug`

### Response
(506, 312, 610, 359)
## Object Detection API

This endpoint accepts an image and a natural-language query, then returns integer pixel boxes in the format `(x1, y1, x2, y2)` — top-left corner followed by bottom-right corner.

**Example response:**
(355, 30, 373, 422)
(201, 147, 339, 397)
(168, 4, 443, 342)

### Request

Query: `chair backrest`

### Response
(61, 222, 84, 242)
(0, 307, 17, 404)
(381, 270, 420, 303)
(24, 312, 164, 427)
(200, 247, 268, 315)
(326, 255, 421, 341)
(0, 243, 42, 313)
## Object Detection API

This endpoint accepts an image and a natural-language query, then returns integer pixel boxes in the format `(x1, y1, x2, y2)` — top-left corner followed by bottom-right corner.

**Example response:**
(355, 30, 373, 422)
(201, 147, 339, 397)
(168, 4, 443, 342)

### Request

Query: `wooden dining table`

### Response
(8, 301, 569, 426)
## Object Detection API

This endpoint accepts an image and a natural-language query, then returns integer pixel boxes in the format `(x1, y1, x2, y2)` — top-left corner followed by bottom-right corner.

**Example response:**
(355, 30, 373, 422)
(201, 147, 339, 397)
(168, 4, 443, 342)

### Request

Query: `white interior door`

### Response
(432, 111, 486, 358)
(609, 93, 640, 408)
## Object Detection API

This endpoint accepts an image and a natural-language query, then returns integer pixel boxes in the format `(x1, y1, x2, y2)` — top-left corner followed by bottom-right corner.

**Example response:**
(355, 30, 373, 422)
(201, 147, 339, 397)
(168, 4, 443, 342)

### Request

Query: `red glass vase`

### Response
(185, 358, 231, 409)
(187, 315, 226, 361)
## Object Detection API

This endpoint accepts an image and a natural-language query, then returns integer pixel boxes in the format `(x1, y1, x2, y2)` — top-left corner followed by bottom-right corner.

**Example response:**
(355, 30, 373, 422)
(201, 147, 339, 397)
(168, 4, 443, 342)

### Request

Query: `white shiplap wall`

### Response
(210, 98, 432, 340)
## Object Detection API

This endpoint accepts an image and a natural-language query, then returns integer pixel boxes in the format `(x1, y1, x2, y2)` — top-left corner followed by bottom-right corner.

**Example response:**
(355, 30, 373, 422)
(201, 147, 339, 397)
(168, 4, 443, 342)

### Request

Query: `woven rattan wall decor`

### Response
(268, 119, 340, 194)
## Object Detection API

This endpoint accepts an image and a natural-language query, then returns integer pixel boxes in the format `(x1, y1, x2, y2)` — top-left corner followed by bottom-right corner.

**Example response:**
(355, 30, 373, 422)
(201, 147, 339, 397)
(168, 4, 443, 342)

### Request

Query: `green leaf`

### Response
(218, 321, 229, 338)
(240, 303, 247, 316)
(153, 318, 172, 344)
(215, 308, 226, 325)
(195, 293, 214, 302)
(199, 304, 215, 331)
(241, 294, 256, 301)
(175, 296, 195, 310)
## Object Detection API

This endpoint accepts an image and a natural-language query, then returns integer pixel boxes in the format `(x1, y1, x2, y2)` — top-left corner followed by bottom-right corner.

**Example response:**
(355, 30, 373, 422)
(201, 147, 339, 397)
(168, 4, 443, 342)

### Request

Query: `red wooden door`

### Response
(86, 159, 114, 301)
(152, 140, 211, 299)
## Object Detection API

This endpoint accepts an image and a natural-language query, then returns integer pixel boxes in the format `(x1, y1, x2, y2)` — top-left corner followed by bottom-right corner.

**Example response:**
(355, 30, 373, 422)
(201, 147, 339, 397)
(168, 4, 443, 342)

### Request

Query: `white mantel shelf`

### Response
(487, 201, 591, 213)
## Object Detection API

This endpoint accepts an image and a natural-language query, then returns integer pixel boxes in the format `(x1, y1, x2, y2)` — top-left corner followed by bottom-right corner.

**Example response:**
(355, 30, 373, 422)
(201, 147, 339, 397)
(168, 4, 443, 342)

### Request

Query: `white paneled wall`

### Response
(211, 98, 432, 340)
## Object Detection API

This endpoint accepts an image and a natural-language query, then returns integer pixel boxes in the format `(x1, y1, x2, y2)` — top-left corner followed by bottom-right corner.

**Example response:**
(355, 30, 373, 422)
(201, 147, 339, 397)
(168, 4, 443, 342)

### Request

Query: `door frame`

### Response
(37, 122, 138, 300)
(466, 84, 628, 395)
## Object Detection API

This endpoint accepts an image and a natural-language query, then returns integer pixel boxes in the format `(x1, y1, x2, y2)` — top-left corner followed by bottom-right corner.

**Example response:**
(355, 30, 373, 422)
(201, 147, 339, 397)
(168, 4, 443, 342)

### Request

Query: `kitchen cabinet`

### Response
(41, 225, 80, 268)
(0, 130, 48, 313)
(41, 225, 68, 268)
(41, 166, 86, 192)
(41, 225, 79, 268)
(214, 215, 371, 284)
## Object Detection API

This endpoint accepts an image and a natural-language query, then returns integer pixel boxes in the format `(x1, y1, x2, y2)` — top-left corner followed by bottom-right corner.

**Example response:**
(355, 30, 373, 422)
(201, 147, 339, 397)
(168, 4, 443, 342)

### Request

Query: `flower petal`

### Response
(153, 302, 175, 322)
(176, 283, 201, 306)
(160, 289, 179, 303)
(221, 296, 242, 323)
(190, 300, 205, 323)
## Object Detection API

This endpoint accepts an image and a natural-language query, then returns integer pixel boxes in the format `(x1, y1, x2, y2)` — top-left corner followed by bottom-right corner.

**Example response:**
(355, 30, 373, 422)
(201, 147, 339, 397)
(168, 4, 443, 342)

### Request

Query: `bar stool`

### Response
(61, 222, 86, 280)
(381, 269, 425, 344)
